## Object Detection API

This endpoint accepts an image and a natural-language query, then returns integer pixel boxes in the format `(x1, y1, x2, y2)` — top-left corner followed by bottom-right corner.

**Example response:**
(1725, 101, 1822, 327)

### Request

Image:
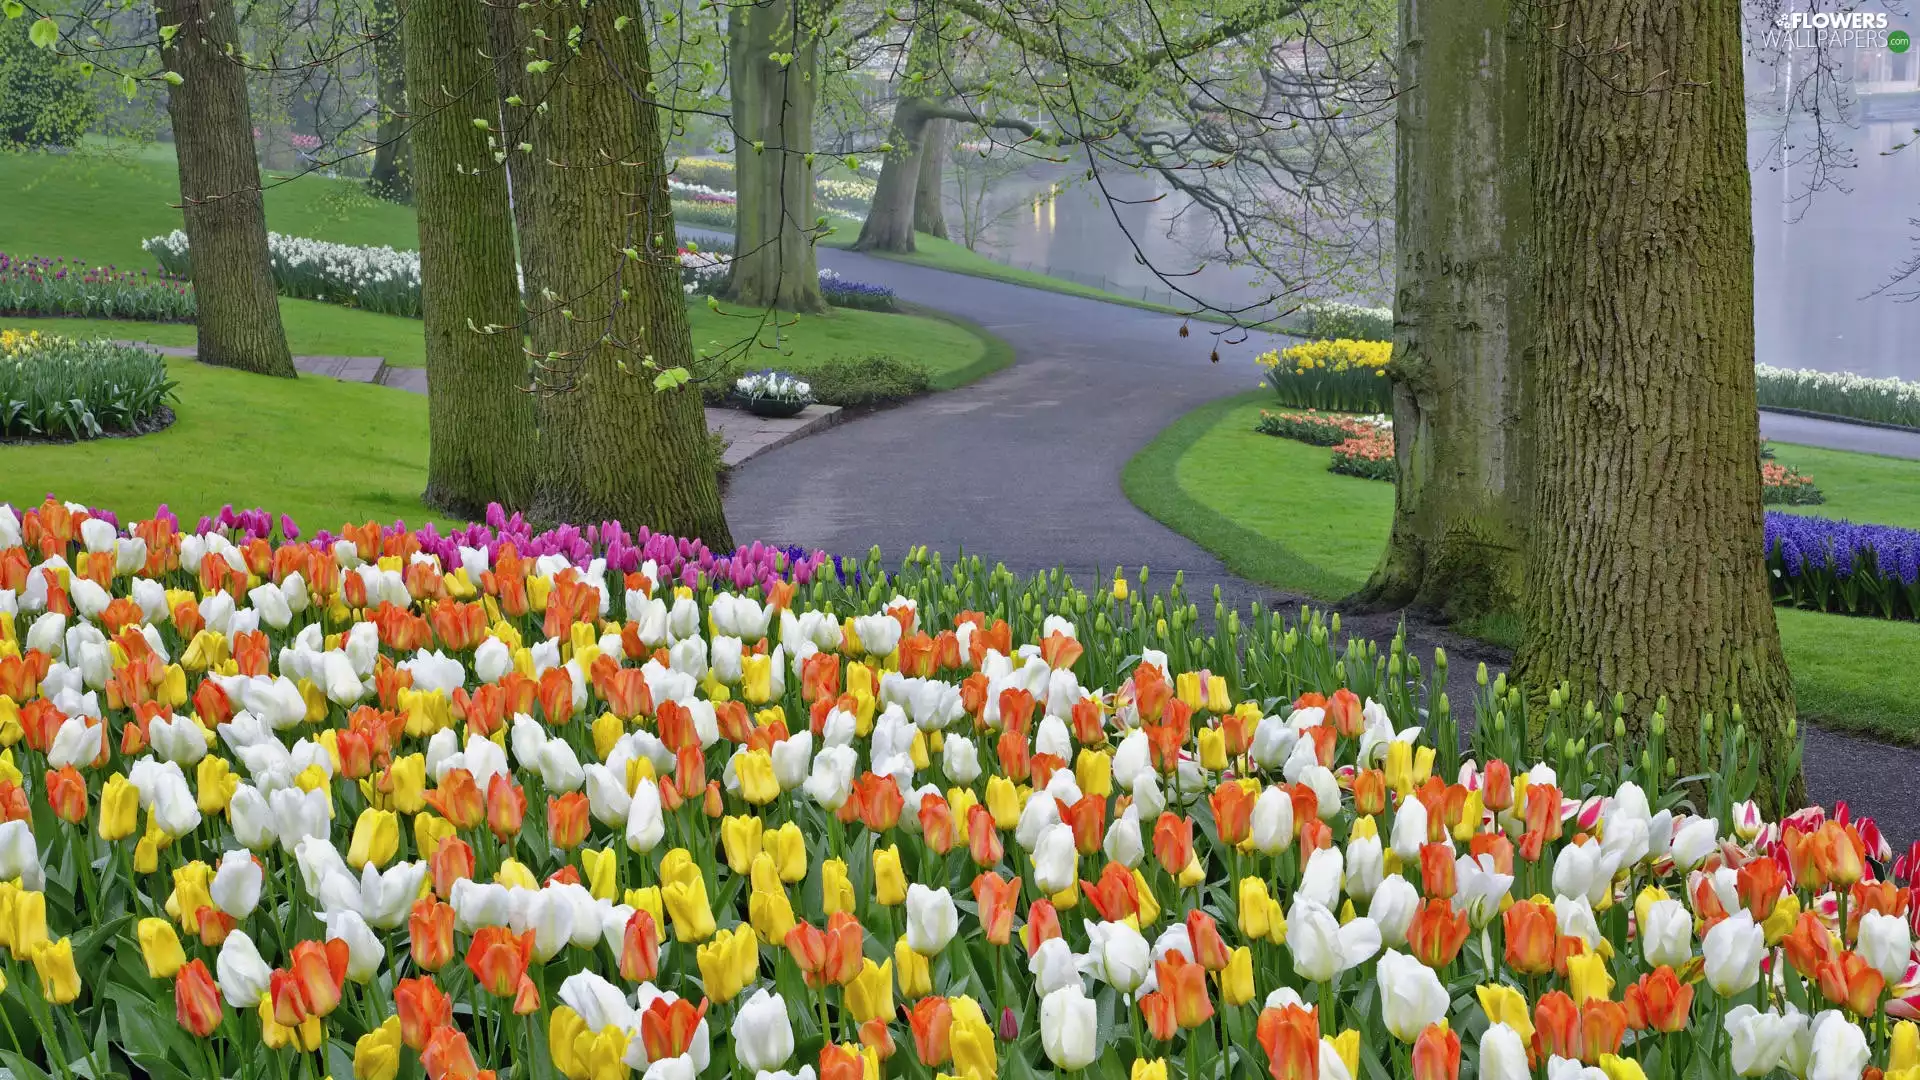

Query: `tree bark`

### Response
(914, 116, 951, 240)
(1354, 0, 1531, 624)
(405, 0, 535, 517)
(854, 97, 930, 253)
(1516, 0, 1798, 794)
(156, 0, 294, 378)
(516, 0, 734, 546)
(367, 0, 411, 202)
(725, 0, 827, 311)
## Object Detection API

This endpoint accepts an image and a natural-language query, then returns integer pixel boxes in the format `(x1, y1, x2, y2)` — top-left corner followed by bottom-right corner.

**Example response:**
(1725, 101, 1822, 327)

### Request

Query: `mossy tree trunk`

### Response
(855, 97, 932, 253)
(1516, 0, 1798, 794)
(726, 0, 828, 311)
(405, 0, 534, 516)
(914, 116, 951, 240)
(1355, 0, 1531, 624)
(516, 0, 734, 546)
(156, 0, 295, 378)
(366, 0, 411, 202)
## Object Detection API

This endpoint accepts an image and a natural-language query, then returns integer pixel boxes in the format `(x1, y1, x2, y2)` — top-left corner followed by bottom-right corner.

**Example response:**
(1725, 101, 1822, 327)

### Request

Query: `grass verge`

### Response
(1128, 390, 1920, 738)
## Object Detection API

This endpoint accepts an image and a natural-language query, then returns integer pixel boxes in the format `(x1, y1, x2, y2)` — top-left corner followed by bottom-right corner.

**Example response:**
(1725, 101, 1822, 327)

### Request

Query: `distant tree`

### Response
(0, 23, 94, 147)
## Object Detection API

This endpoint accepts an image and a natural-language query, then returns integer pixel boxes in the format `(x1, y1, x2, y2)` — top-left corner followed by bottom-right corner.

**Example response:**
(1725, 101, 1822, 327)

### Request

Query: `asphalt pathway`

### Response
(724, 245, 1920, 844)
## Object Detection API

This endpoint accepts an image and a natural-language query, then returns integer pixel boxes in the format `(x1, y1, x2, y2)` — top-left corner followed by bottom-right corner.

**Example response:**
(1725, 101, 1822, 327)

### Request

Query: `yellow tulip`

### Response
(821, 858, 856, 916)
(659, 848, 701, 892)
(1204, 675, 1231, 713)
(1075, 749, 1111, 799)
(1599, 1055, 1648, 1080)
(763, 821, 807, 883)
(1112, 576, 1130, 602)
(749, 883, 797, 946)
(1326, 1031, 1361, 1079)
(258, 998, 323, 1051)
(386, 753, 427, 814)
(872, 845, 907, 906)
(1176, 855, 1205, 889)
(625, 887, 664, 934)
(1238, 878, 1276, 940)
(1476, 983, 1534, 1046)
(985, 776, 1022, 830)
(549, 1006, 589, 1079)
(415, 813, 457, 860)
(895, 934, 932, 998)
(741, 653, 773, 704)
(696, 926, 757, 1003)
(1384, 740, 1415, 796)
(10, 889, 48, 961)
(353, 1016, 403, 1080)
(31, 938, 80, 1004)
(720, 815, 764, 875)
(99, 772, 139, 841)
(495, 859, 539, 891)
(347, 808, 400, 870)
(846, 958, 894, 1024)
(1893, 1021, 1920, 1074)
(1451, 789, 1485, 842)
(949, 1000, 997, 1080)
(735, 748, 780, 806)
(137, 917, 186, 979)
(1197, 728, 1227, 772)
(592, 712, 625, 760)
(1763, 892, 1802, 947)
(1132, 869, 1162, 927)
(575, 1025, 629, 1080)
(195, 755, 239, 815)
(1567, 952, 1612, 1004)
(181, 630, 228, 672)
(580, 847, 618, 901)
(1174, 672, 1202, 710)
(662, 876, 717, 942)
(1220, 946, 1254, 1006)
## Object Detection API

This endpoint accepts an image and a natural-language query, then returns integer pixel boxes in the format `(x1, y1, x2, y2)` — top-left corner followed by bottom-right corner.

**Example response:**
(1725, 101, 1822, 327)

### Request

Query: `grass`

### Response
(5, 303, 432, 367)
(688, 300, 993, 387)
(1, 358, 445, 531)
(1127, 389, 1920, 738)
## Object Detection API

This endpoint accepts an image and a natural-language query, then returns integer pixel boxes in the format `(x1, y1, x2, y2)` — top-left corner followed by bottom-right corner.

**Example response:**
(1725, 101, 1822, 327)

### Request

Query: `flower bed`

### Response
(732, 370, 813, 417)
(0, 494, 1899, 1080)
(1762, 460, 1825, 506)
(1255, 409, 1390, 447)
(1757, 365, 1920, 430)
(1258, 338, 1393, 413)
(1765, 511, 1920, 620)
(144, 231, 422, 318)
(669, 157, 876, 217)
(678, 250, 896, 311)
(1286, 298, 1393, 342)
(1330, 429, 1395, 481)
(817, 269, 896, 312)
(0, 253, 195, 322)
(672, 199, 738, 230)
(1, 332, 176, 441)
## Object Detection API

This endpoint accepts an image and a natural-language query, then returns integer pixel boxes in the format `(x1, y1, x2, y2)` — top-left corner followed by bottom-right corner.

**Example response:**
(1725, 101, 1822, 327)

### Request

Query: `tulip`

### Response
(467, 926, 536, 999)
(138, 917, 187, 978)
(1478, 1023, 1530, 1080)
(846, 958, 894, 1025)
(410, 898, 456, 971)
(895, 934, 933, 998)
(973, 872, 1021, 946)
(662, 874, 718, 942)
(1807, 1009, 1869, 1080)
(395, 976, 452, 1050)
(1817, 950, 1885, 1017)
(1407, 898, 1470, 969)
(175, 958, 223, 1037)
(1412, 1023, 1460, 1080)
(1858, 909, 1911, 987)
(1288, 897, 1381, 983)
(1088, 920, 1153, 993)
(353, 1016, 403, 1080)
(1640, 897, 1692, 968)
(905, 884, 958, 956)
(872, 844, 907, 906)
(1567, 952, 1614, 1005)
(99, 772, 139, 841)
(1704, 911, 1766, 997)
(1379, 949, 1449, 1042)
(216, 931, 273, 1008)
(949, 997, 997, 1080)
(346, 807, 400, 870)
(733, 988, 795, 1073)
(31, 936, 80, 1004)
(1155, 952, 1214, 1028)
(1041, 985, 1098, 1071)
(44, 766, 86, 823)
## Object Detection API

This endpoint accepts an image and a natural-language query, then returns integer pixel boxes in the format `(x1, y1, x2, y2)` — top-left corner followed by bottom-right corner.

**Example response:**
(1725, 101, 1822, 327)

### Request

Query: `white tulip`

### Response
(626, 781, 665, 852)
(732, 989, 794, 1073)
(1029, 937, 1082, 997)
(1378, 949, 1449, 1042)
(217, 931, 273, 1007)
(211, 850, 263, 918)
(941, 734, 980, 785)
(1287, 897, 1380, 983)
(1083, 920, 1152, 993)
(1807, 1009, 1869, 1080)
(1040, 985, 1098, 1071)
(905, 884, 959, 955)
(1858, 910, 1912, 988)
(1369, 875, 1420, 947)
(1104, 809, 1144, 869)
(1032, 824, 1077, 895)
(1249, 785, 1294, 855)
(1478, 1023, 1531, 1080)
(1704, 911, 1766, 997)
(323, 909, 383, 982)
(1641, 898, 1693, 968)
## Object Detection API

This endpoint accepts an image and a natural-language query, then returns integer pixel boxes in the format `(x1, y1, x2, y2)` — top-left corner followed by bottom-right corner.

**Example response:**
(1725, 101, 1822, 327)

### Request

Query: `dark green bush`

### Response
(1, 334, 176, 440)
(701, 354, 930, 410)
(0, 30, 94, 148)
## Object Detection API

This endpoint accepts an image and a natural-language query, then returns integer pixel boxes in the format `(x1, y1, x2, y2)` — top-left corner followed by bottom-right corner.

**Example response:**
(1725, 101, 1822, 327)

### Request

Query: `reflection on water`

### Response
(966, 117, 1920, 380)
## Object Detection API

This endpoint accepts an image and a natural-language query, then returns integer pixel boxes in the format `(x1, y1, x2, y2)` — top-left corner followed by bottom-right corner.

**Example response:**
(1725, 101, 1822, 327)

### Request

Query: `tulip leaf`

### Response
(0, 1049, 53, 1080)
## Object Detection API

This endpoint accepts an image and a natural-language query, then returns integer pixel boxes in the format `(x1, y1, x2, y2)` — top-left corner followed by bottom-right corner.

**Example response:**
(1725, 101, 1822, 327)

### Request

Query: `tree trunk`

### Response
(367, 0, 411, 202)
(914, 116, 951, 240)
(725, 0, 827, 311)
(516, 0, 734, 546)
(405, 0, 535, 517)
(1516, 0, 1797, 794)
(156, 0, 295, 378)
(854, 98, 929, 253)
(1354, 0, 1530, 624)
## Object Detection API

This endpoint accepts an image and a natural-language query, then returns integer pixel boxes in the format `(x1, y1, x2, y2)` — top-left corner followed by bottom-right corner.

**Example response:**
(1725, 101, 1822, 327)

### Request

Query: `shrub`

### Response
(1765, 511, 1920, 620)
(1289, 297, 1393, 341)
(1329, 429, 1395, 481)
(0, 253, 195, 321)
(701, 353, 930, 409)
(0, 333, 175, 440)
(1755, 364, 1920, 429)
(0, 29, 94, 148)
(1257, 337, 1393, 412)
(1254, 409, 1389, 446)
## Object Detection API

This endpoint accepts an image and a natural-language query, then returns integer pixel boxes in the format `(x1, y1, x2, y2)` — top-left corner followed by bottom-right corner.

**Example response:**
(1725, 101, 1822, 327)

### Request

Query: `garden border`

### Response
(1759, 404, 1920, 435)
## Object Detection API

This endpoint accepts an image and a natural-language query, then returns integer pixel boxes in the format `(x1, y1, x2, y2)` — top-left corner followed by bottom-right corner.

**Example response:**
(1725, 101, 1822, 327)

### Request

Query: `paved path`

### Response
(722, 247, 1920, 845)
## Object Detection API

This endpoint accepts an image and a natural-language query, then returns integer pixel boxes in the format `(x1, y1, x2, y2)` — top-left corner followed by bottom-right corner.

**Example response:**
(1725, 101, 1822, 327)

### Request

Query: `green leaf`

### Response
(118, 73, 138, 98)
(157, 21, 177, 43)
(612, 13, 629, 29)
(159, 69, 182, 85)
(28, 15, 57, 47)
(1, 1049, 53, 1080)
(652, 367, 691, 391)
(525, 59, 550, 73)
(2, 2, 25, 20)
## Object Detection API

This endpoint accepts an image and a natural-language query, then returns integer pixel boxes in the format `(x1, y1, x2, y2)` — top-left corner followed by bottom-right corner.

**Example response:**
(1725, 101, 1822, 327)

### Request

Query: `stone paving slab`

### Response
(709, 404, 844, 468)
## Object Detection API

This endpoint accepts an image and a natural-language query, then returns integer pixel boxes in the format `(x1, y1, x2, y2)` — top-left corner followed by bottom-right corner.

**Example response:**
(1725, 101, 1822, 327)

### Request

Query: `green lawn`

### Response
(3, 359, 444, 532)
(1127, 390, 1920, 739)
(7, 303, 432, 367)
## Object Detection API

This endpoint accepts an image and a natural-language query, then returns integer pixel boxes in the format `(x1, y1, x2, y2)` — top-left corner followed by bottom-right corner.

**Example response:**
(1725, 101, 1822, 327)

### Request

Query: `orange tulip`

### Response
(410, 898, 456, 971)
(1154, 953, 1214, 1029)
(1023, 899, 1062, 956)
(820, 1043, 866, 1080)
(856, 774, 904, 832)
(175, 959, 222, 1037)
(269, 968, 311, 1027)
(1419, 843, 1456, 900)
(1819, 951, 1886, 1017)
(621, 910, 661, 983)
(1624, 966, 1693, 1033)
(425, 769, 486, 830)
(1504, 900, 1558, 976)
(1059, 794, 1107, 855)
(430, 837, 475, 897)
(396, 977, 453, 1050)
(1071, 698, 1107, 747)
(1187, 909, 1233, 972)
(968, 804, 1004, 868)
(421, 1024, 481, 1080)
(485, 774, 527, 840)
(920, 793, 957, 855)
(466, 926, 535, 998)
(1408, 898, 1471, 969)
(288, 938, 349, 1019)
(536, 665, 577, 727)
(908, 997, 953, 1066)
(1578, 1001, 1628, 1065)
(640, 995, 710, 1063)
(1353, 769, 1387, 816)
(1152, 813, 1194, 876)
(1255, 1003, 1318, 1080)
(1289, 784, 1320, 835)
(823, 912, 865, 986)
(1039, 631, 1083, 671)
(1139, 991, 1179, 1041)
(1518, 783, 1562, 862)
(44, 766, 87, 824)
(1083, 862, 1141, 923)
(1785, 911, 1839, 979)
(1736, 857, 1788, 922)
(547, 792, 589, 850)
(1534, 991, 1581, 1061)
(1210, 782, 1255, 848)
(1412, 1023, 1461, 1080)
(1813, 821, 1867, 888)
(972, 872, 1021, 946)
